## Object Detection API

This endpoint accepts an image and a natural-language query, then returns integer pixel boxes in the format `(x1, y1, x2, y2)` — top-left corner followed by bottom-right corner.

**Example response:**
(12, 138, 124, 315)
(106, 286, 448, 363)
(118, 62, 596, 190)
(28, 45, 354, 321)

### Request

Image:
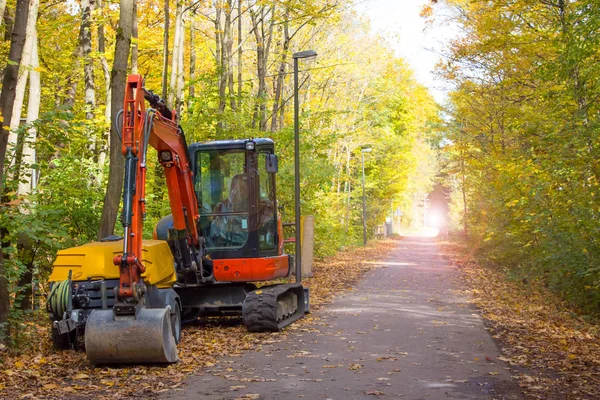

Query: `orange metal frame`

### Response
(213, 254, 290, 282)
(115, 75, 200, 300)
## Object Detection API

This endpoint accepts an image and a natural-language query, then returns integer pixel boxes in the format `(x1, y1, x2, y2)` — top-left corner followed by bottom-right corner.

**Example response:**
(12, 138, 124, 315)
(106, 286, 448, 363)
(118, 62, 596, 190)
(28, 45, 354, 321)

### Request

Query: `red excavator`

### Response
(47, 74, 307, 364)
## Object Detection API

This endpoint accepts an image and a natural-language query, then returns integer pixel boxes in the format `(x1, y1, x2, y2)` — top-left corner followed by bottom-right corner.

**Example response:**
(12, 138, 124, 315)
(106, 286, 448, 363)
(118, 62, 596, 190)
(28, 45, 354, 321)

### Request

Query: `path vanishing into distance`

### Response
(164, 232, 525, 400)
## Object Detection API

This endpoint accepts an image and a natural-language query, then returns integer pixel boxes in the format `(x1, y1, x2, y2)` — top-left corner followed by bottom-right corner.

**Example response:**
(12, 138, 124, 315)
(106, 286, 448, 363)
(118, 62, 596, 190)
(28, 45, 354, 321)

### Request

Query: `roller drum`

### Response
(85, 308, 178, 365)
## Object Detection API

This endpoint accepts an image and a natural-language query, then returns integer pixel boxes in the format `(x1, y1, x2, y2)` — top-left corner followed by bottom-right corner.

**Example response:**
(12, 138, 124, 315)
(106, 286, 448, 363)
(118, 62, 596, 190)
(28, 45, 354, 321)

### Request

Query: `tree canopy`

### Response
(0, 0, 439, 346)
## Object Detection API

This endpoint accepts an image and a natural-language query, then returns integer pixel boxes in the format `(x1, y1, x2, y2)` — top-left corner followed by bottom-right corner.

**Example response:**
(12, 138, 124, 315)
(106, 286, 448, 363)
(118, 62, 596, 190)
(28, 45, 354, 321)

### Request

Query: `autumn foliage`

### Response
(437, 0, 600, 314)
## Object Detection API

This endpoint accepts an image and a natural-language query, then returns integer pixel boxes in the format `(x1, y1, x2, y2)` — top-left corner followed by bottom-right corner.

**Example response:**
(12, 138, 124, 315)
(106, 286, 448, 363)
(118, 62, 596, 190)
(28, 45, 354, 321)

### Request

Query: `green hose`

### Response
(48, 279, 71, 319)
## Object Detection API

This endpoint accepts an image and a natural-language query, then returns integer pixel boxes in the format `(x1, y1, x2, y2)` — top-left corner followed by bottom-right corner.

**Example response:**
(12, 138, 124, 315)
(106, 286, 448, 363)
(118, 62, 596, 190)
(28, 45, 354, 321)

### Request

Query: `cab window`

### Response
(258, 152, 276, 251)
(197, 150, 248, 250)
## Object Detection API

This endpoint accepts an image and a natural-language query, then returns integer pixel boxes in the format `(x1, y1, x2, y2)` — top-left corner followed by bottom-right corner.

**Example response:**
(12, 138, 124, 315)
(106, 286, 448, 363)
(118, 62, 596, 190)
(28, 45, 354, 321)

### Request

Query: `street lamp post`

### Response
(293, 50, 317, 283)
(361, 147, 372, 246)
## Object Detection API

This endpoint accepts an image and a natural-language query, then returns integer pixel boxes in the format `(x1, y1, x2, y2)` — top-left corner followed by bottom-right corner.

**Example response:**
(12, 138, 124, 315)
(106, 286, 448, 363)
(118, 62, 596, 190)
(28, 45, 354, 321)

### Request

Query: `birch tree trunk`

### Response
(97, 0, 134, 240)
(189, 12, 195, 98)
(226, 0, 235, 111)
(97, 0, 111, 175)
(250, 5, 275, 131)
(82, 0, 96, 121)
(176, 14, 184, 120)
(0, 0, 30, 346)
(168, 0, 183, 110)
(131, 1, 138, 74)
(270, 10, 289, 132)
(6, 0, 38, 177)
(17, 27, 39, 198)
(15, 28, 39, 311)
(218, 0, 233, 114)
(237, 0, 242, 106)
(162, 0, 169, 99)
(0, 0, 6, 26)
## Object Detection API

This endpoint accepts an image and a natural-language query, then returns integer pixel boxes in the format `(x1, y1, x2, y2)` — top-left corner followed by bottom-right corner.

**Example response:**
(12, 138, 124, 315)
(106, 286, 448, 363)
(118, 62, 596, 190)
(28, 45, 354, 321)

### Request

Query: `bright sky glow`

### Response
(355, 0, 459, 103)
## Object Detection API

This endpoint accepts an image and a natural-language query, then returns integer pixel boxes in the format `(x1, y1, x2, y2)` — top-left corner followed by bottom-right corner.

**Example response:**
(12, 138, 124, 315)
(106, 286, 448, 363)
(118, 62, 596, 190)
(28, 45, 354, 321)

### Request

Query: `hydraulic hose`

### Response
(115, 109, 124, 141)
(48, 279, 71, 319)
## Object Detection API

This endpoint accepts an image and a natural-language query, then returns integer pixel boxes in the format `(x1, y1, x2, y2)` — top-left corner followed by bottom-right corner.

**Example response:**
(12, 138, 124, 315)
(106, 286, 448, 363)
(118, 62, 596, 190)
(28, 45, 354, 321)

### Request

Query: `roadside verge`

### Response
(441, 240, 600, 399)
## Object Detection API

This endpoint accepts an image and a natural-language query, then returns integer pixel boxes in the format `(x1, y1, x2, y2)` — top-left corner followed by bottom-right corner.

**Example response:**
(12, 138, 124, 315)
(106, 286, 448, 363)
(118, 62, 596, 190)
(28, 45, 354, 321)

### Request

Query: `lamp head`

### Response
(293, 50, 317, 60)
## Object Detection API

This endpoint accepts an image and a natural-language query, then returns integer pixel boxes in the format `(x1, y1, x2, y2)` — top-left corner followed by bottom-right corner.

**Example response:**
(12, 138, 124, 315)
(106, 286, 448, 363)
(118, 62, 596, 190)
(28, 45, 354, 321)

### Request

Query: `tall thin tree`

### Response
(97, 0, 134, 240)
(0, 0, 30, 344)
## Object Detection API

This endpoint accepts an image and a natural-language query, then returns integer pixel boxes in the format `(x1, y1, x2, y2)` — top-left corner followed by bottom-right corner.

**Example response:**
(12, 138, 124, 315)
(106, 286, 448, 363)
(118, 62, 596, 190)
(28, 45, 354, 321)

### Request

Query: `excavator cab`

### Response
(192, 139, 281, 261)
(155, 138, 291, 284)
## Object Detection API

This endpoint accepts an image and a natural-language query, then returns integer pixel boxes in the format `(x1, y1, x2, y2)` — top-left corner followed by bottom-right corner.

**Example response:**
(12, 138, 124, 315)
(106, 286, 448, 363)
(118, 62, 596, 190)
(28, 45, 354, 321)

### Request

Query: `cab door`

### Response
(256, 151, 278, 258)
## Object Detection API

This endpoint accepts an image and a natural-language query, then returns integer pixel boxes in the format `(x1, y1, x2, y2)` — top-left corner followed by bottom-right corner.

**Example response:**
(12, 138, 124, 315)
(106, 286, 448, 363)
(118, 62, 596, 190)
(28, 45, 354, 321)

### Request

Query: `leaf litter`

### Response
(442, 240, 600, 400)
(0, 240, 397, 399)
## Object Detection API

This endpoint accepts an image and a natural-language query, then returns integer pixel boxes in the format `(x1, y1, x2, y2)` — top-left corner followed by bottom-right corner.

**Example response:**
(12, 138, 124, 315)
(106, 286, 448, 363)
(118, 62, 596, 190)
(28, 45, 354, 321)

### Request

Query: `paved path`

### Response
(165, 234, 524, 400)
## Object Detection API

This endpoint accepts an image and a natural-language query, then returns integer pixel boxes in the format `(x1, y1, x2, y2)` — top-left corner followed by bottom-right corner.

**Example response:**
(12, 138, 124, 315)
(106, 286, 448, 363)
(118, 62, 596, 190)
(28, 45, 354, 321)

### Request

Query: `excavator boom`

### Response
(85, 75, 200, 364)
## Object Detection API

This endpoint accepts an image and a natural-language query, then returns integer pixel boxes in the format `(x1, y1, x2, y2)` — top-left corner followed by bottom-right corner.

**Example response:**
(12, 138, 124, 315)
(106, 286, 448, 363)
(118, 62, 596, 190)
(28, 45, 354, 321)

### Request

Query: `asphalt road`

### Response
(165, 232, 524, 400)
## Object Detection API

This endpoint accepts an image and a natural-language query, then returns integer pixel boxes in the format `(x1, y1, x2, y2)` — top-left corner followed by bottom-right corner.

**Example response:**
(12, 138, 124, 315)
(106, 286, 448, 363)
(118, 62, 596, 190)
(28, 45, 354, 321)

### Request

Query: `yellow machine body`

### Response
(49, 239, 176, 288)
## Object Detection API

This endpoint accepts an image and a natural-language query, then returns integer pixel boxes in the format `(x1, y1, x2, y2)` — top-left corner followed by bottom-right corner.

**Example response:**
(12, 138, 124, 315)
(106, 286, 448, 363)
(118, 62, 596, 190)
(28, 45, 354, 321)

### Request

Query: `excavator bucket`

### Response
(84, 307, 178, 365)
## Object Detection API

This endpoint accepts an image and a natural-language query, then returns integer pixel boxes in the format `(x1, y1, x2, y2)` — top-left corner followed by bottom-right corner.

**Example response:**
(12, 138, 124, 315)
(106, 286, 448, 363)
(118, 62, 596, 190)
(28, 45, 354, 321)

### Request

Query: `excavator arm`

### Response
(115, 75, 201, 301)
(85, 75, 201, 365)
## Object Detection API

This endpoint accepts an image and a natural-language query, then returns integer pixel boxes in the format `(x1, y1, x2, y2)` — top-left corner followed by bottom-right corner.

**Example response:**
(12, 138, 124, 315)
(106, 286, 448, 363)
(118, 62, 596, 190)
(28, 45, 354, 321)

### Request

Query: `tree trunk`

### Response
(6, 0, 38, 172)
(161, 0, 169, 99)
(97, 0, 134, 240)
(131, 0, 138, 74)
(168, 0, 183, 110)
(237, 0, 242, 106)
(15, 233, 34, 310)
(0, 0, 30, 345)
(82, 0, 96, 121)
(97, 0, 110, 175)
(176, 14, 184, 120)
(189, 12, 195, 98)
(215, 0, 225, 124)
(0, 0, 6, 26)
(17, 25, 39, 197)
(218, 0, 232, 114)
(15, 28, 39, 310)
(250, 5, 275, 131)
(226, 0, 235, 111)
(270, 10, 289, 132)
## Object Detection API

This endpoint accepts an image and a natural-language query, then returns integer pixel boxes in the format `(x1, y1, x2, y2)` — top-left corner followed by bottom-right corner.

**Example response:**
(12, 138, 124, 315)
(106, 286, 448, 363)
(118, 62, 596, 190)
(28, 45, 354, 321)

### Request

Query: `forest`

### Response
(0, 0, 438, 347)
(438, 0, 600, 315)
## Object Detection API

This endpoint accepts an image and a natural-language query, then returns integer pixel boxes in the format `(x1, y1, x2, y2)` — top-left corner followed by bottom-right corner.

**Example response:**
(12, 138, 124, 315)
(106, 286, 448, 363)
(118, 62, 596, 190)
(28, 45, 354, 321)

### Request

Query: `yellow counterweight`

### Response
(49, 239, 176, 288)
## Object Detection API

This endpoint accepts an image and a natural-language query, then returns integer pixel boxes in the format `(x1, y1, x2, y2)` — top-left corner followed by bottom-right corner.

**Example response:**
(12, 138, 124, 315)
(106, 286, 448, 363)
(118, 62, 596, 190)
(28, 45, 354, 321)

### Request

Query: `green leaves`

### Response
(440, 0, 600, 314)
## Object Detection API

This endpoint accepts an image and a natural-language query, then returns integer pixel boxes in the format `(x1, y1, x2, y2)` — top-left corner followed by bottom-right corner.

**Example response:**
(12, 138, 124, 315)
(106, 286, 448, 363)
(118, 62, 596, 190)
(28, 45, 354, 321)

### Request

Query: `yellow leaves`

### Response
(42, 384, 58, 390)
(348, 363, 363, 370)
(442, 241, 600, 398)
(73, 373, 89, 380)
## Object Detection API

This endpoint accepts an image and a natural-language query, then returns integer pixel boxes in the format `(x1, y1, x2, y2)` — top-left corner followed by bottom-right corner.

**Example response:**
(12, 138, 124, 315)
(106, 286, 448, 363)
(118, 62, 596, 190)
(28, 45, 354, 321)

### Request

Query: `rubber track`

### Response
(243, 283, 305, 332)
